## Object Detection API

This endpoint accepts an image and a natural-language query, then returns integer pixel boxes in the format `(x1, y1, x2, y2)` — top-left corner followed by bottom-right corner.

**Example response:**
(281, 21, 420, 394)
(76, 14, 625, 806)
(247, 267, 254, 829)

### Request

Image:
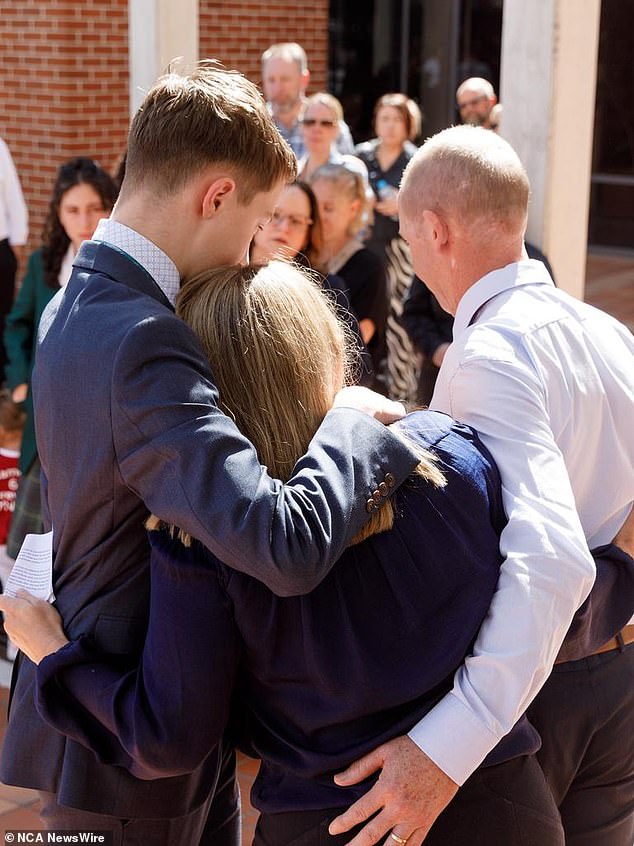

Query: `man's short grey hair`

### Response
(400, 125, 529, 233)
(456, 77, 496, 100)
(261, 42, 308, 74)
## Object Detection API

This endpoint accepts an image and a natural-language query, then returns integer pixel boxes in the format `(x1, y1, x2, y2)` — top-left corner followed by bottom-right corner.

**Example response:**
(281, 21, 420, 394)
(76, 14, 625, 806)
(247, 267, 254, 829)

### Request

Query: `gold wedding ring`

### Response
(390, 834, 408, 845)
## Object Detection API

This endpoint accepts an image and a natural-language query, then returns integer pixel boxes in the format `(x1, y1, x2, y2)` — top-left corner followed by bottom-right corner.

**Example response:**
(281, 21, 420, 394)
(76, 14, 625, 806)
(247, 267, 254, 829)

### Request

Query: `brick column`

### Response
(0, 0, 129, 256)
(199, 0, 329, 93)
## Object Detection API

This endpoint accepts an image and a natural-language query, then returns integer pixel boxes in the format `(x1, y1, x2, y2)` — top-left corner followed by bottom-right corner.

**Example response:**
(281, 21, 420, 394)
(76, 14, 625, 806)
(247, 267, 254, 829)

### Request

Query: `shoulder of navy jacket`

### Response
(73, 239, 101, 271)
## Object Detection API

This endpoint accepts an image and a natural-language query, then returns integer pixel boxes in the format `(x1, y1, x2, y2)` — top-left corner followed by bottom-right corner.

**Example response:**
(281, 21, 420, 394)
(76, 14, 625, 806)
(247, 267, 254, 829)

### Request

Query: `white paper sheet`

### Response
(3, 531, 55, 602)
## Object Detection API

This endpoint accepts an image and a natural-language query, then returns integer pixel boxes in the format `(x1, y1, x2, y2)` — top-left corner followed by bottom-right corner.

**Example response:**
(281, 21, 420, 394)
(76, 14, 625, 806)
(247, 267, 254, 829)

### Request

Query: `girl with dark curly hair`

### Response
(4, 157, 117, 559)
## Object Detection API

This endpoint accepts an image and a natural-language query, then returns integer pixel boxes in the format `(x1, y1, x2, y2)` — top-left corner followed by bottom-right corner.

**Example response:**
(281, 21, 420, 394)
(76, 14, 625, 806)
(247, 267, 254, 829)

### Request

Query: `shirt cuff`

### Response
(407, 692, 500, 785)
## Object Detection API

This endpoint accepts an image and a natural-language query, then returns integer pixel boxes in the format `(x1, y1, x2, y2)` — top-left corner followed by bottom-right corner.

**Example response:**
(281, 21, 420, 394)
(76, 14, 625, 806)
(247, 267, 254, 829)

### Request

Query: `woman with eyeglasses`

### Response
(251, 180, 373, 386)
(250, 181, 320, 267)
(355, 93, 422, 403)
(4, 157, 117, 558)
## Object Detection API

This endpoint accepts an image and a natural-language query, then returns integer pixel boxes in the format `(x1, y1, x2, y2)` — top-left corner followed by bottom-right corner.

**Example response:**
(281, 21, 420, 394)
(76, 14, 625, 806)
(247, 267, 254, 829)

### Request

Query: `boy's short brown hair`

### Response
(124, 63, 297, 203)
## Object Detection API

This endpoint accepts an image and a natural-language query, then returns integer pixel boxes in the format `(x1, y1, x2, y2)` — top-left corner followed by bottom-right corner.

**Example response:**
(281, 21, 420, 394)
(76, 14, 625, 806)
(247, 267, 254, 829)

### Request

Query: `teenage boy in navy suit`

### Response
(0, 65, 417, 844)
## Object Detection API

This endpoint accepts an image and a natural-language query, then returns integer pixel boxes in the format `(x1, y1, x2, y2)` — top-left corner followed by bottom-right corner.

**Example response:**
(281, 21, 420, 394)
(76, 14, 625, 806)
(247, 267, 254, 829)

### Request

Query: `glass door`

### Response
(328, 0, 503, 143)
(588, 0, 634, 249)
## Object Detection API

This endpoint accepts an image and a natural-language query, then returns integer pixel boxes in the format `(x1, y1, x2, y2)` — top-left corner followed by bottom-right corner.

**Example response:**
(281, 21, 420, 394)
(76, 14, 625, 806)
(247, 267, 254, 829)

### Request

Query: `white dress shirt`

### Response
(0, 137, 28, 247)
(92, 218, 180, 306)
(408, 259, 634, 784)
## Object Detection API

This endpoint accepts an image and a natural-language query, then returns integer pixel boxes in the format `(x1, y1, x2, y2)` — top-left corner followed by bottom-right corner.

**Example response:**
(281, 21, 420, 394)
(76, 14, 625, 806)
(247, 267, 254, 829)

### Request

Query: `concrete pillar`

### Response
(500, 0, 601, 298)
(129, 0, 199, 117)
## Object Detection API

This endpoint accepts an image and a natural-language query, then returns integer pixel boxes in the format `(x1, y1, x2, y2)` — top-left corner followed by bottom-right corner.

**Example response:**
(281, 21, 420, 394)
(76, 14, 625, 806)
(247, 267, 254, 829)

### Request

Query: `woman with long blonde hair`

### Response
(1, 262, 563, 846)
(310, 162, 388, 391)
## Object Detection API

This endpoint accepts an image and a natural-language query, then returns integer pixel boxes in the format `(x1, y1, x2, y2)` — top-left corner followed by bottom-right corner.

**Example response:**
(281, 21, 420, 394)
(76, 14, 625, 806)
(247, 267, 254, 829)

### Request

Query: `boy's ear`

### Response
(201, 177, 236, 219)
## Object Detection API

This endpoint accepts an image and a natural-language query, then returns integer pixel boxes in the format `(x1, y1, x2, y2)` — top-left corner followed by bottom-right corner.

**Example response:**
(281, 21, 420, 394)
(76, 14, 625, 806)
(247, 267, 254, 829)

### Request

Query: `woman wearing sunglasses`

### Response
(297, 93, 368, 187)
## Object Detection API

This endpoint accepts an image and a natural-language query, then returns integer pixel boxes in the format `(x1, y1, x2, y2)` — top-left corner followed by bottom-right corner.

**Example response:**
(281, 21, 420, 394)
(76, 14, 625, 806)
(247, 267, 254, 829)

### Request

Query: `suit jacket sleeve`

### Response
(35, 538, 238, 780)
(111, 312, 419, 597)
(556, 542, 634, 662)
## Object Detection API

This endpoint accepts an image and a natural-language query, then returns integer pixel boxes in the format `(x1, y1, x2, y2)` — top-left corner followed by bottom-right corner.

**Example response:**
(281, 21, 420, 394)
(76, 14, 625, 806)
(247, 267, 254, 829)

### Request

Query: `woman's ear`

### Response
(201, 177, 236, 219)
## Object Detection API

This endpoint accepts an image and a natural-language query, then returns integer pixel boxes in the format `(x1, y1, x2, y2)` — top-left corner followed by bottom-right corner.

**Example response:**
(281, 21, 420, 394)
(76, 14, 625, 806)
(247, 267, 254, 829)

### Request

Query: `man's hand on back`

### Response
(328, 735, 458, 846)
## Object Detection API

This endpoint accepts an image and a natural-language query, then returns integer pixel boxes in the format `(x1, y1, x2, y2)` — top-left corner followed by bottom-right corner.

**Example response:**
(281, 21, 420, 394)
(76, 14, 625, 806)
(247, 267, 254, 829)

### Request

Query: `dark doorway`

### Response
(328, 0, 503, 144)
(589, 0, 634, 249)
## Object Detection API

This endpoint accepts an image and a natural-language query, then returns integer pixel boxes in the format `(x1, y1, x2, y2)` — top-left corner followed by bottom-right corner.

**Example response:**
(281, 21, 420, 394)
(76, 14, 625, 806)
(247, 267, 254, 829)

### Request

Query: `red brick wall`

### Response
(0, 1, 330, 259)
(0, 0, 129, 257)
(199, 1, 330, 94)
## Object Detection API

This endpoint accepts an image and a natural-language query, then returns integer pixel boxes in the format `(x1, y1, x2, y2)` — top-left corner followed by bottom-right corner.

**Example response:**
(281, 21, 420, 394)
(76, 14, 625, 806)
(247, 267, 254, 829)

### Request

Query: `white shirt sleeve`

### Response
(0, 138, 28, 247)
(408, 353, 596, 785)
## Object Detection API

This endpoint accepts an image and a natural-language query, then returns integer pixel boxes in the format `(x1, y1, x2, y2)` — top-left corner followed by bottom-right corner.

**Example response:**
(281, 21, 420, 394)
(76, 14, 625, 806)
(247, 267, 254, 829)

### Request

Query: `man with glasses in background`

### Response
(455, 77, 498, 129)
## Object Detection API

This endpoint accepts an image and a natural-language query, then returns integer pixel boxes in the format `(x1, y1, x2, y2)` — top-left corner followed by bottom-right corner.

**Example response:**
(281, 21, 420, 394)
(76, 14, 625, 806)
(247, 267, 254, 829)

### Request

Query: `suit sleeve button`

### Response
(385, 472, 395, 488)
(378, 482, 389, 496)
(366, 498, 377, 513)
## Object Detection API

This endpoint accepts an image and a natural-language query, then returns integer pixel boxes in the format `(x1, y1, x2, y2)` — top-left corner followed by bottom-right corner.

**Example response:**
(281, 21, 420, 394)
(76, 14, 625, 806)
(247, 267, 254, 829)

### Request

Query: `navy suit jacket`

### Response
(0, 240, 417, 818)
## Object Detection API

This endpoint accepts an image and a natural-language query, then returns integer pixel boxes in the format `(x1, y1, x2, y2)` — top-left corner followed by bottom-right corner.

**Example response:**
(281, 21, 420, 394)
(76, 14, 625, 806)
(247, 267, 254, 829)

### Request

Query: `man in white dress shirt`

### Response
(329, 125, 634, 846)
(0, 137, 28, 383)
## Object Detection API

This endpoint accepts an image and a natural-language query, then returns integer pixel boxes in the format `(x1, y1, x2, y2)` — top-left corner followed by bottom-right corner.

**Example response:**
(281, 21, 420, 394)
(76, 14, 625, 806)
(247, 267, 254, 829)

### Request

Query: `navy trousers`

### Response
(254, 754, 564, 846)
(529, 641, 634, 846)
(39, 746, 240, 846)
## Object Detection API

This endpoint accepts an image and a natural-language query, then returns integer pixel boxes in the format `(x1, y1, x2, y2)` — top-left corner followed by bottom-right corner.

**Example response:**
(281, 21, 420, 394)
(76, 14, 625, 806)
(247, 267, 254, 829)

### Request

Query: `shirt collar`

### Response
(58, 244, 76, 288)
(453, 259, 555, 339)
(92, 218, 181, 306)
